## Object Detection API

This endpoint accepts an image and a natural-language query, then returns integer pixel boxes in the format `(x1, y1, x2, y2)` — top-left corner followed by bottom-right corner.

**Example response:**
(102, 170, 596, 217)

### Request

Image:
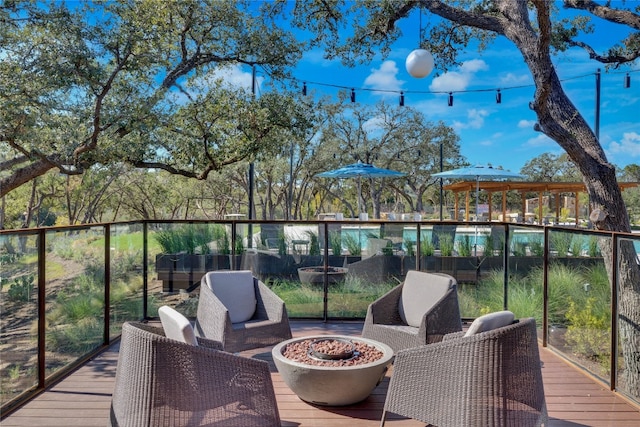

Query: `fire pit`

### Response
(272, 335, 393, 406)
(297, 266, 348, 286)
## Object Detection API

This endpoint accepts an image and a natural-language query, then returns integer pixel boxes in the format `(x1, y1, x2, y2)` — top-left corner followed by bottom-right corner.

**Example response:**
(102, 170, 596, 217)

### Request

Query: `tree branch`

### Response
(564, 0, 640, 29)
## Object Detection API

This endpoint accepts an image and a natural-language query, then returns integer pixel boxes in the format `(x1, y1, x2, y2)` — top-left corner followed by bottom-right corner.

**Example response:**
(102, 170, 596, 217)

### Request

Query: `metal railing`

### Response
(1, 219, 638, 416)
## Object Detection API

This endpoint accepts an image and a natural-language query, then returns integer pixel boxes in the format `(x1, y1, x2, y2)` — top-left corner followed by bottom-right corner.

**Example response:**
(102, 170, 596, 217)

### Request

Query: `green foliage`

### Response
(570, 235, 584, 257)
(343, 233, 361, 256)
(565, 298, 611, 370)
(234, 236, 245, 254)
(329, 231, 343, 256)
(153, 224, 215, 254)
(306, 230, 320, 256)
(481, 232, 495, 256)
(457, 234, 472, 257)
(511, 237, 527, 256)
(419, 239, 433, 256)
(438, 233, 454, 256)
(214, 225, 230, 255)
(7, 274, 35, 302)
(587, 236, 601, 257)
(277, 232, 288, 256)
(528, 234, 544, 256)
(550, 231, 573, 257)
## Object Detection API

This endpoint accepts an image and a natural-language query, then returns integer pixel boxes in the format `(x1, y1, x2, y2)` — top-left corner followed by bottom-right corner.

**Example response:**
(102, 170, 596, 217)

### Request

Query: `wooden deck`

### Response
(2, 321, 640, 427)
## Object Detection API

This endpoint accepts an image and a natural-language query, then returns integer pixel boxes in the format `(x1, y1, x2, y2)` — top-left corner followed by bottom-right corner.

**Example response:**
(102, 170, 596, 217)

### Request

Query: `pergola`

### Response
(443, 181, 640, 225)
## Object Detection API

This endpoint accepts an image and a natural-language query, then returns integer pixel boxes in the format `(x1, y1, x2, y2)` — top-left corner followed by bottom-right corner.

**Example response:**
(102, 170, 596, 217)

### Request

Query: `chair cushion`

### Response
(204, 270, 257, 323)
(399, 271, 453, 328)
(158, 305, 198, 346)
(464, 310, 515, 337)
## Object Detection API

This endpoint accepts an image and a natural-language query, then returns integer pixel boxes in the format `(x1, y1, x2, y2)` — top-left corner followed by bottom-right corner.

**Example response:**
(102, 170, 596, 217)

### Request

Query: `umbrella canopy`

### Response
(316, 162, 405, 215)
(431, 164, 524, 182)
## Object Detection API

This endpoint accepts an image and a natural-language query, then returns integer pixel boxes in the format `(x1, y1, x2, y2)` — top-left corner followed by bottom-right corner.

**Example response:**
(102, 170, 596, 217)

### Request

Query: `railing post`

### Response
(143, 222, 148, 319)
(37, 229, 46, 389)
(323, 222, 329, 323)
(503, 224, 509, 311)
(104, 224, 110, 345)
(416, 223, 421, 270)
(610, 232, 619, 391)
(542, 226, 550, 347)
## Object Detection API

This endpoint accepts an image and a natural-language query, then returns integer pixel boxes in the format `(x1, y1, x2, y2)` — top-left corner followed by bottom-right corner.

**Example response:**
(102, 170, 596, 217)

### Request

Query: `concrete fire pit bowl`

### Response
(271, 335, 393, 406)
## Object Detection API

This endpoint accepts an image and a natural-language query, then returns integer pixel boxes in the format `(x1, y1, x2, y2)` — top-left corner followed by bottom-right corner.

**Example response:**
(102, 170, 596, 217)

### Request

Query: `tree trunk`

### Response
(499, 0, 640, 398)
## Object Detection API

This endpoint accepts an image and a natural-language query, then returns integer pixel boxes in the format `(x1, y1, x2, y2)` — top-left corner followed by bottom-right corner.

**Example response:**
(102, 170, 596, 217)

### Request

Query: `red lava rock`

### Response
(281, 338, 384, 367)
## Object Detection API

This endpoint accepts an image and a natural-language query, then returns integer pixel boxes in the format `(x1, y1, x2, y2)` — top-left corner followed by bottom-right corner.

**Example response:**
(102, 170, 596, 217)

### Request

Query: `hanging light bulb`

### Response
(302, 82, 307, 96)
(406, 6, 434, 79)
(406, 49, 434, 78)
(399, 91, 405, 106)
(496, 89, 502, 104)
(448, 92, 453, 106)
(624, 73, 631, 88)
(350, 88, 356, 103)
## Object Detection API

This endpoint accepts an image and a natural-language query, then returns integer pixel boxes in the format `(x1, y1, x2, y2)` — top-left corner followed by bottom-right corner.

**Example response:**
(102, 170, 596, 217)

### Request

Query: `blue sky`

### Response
(226, 3, 639, 174)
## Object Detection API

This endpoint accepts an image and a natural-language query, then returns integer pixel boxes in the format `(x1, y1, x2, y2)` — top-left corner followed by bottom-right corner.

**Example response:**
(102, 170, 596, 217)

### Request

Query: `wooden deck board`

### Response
(2, 321, 639, 427)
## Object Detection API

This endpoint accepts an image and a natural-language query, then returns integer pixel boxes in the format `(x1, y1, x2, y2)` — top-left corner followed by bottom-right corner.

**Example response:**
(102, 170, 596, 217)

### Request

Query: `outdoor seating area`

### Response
(2, 219, 640, 427)
(2, 320, 640, 427)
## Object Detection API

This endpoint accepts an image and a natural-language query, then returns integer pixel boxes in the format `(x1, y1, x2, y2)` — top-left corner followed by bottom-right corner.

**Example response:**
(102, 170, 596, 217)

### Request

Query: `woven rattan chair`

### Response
(109, 321, 280, 427)
(361, 270, 462, 352)
(380, 317, 547, 427)
(195, 270, 291, 353)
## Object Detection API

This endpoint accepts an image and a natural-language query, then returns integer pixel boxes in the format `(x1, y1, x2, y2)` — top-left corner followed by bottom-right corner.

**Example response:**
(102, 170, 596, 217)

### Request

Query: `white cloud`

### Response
(460, 59, 489, 73)
(452, 108, 490, 130)
(429, 59, 489, 92)
(208, 64, 263, 92)
(608, 132, 640, 158)
(518, 119, 536, 128)
(364, 60, 404, 94)
(500, 72, 530, 85)
(525, 133, 555, 147)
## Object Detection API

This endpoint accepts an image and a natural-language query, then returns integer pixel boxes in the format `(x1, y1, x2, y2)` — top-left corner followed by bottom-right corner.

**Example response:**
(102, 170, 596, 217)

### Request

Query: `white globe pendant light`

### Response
(405, 48, 434, 79)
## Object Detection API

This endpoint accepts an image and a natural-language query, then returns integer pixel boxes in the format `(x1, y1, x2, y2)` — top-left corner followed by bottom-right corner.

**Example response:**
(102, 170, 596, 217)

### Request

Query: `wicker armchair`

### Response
(109, 322, 280, 427)
(380, 317, 547, 427)
(195, 270, 292, 353)
(361, 270, 462, 352)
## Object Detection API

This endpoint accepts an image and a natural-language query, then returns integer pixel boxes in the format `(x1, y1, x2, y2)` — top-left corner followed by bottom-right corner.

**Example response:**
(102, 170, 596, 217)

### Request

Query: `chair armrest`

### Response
(255, 280, 286, 321)
(367, 284, 404, 325)
(442, 330, 465, 341)
(197, 336, 224, 350)
(419, 286, 462, 342)
(195, 278, 231, 340)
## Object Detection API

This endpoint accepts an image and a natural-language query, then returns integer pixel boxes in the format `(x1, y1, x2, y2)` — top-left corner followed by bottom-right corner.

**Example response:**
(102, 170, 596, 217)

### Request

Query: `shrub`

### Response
(419, 239, 433, 256)
(457, 235, 472, 257)
(7, 274, 34, 302)
(330, 231, 342, 256)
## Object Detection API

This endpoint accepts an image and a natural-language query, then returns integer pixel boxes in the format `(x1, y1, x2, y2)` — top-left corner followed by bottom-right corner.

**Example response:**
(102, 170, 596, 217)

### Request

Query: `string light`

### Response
(292, 69, 638, 105)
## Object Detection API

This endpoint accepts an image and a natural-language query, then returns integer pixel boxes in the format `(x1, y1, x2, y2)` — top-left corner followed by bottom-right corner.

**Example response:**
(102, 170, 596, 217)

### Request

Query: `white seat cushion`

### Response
(398, 271, 453, 328)
(204, 270, 257, 323)
(464, 310, 515, 337)
(158, 305, 198, 346)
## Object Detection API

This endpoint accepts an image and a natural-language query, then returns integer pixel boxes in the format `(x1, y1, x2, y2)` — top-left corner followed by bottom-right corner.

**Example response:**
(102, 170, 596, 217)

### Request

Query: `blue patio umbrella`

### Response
(316, 162, 406, 215)
(432, 164, 524, 253)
